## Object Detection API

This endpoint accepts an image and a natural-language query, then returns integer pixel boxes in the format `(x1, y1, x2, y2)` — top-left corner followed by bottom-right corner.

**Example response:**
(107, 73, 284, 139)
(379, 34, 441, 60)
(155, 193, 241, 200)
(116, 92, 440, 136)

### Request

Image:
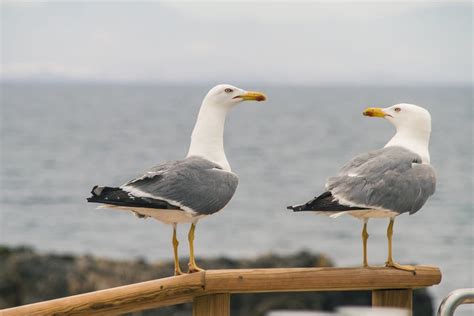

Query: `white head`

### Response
(187, 84, 267, 171)
(202, 84, 266, 110)
(363, 103, 431, 133)
(363, 103, 432, 163)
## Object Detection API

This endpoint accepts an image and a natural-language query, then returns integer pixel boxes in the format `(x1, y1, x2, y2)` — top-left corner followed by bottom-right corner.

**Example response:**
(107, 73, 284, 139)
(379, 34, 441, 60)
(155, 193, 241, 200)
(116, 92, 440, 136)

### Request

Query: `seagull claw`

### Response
(188, 265, 205, 273)
(385, 261, 416, 275)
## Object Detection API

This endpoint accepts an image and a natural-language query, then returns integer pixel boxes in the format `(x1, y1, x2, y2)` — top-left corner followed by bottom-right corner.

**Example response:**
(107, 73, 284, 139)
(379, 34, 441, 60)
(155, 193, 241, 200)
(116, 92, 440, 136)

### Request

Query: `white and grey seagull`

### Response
(87, 84, 266, 275)
(288, 103, 436, 272)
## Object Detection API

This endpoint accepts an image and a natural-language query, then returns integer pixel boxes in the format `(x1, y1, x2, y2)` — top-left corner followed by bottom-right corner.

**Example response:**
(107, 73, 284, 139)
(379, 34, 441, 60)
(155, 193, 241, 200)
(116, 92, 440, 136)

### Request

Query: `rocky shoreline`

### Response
(0, 245, 433, 315)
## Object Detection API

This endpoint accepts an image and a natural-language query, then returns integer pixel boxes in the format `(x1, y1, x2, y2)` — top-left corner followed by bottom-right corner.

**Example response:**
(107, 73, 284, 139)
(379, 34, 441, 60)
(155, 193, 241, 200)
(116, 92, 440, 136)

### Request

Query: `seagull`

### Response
(87, 84, 266, 275)
(288, 104, 436, 272)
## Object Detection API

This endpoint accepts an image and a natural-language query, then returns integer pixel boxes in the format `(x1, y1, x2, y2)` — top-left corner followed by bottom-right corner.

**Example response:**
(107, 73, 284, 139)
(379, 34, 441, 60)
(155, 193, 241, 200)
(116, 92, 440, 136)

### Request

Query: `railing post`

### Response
(372, 289, 413, 315)
(193, 293, 230, 316)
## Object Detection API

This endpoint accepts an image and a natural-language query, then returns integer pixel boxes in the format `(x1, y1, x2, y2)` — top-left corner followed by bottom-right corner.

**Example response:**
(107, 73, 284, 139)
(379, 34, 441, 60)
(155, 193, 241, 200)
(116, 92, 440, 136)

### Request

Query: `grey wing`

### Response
(407, 164, 436, 213)
(338, 148, 386, 175)
(123, 160, 179, 186)
(327, 147, 436, 214)
(121, 157, 239, 215)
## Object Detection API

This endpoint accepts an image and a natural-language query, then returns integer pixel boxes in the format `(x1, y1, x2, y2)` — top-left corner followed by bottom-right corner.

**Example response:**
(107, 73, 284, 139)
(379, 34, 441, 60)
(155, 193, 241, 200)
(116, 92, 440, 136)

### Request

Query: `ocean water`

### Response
(1, 83, 472, 314)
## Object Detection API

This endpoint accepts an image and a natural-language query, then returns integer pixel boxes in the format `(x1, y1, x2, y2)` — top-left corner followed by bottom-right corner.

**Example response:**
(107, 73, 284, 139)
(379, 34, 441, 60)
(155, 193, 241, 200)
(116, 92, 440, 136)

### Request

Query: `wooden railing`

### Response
(1, 265, 441, 316)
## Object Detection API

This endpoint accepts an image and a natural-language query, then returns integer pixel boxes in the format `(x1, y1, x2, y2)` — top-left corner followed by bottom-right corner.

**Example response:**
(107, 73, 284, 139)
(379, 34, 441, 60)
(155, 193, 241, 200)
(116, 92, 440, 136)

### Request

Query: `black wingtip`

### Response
(90, 185, 105, 197)
(287, 205, 306, 212)
(91, 185, 98, 196)
(87, 185, 103, 202)
(292, 192, 367, 213)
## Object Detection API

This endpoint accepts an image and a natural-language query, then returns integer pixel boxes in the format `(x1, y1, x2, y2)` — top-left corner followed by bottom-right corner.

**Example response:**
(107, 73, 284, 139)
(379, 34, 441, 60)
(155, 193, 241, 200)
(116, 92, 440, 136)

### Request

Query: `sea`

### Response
(1, 83, 472, 315)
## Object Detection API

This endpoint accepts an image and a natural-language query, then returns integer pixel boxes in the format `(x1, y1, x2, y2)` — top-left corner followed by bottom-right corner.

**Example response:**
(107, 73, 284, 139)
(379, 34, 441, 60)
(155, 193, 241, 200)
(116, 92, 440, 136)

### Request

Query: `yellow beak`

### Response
(234, 91, 267, 102)
(363, 107, 387, 118)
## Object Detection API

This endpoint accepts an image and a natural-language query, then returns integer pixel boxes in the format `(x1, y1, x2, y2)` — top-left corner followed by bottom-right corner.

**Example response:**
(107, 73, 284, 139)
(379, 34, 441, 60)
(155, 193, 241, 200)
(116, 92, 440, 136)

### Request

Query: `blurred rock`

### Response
(0, 245, 433, 315)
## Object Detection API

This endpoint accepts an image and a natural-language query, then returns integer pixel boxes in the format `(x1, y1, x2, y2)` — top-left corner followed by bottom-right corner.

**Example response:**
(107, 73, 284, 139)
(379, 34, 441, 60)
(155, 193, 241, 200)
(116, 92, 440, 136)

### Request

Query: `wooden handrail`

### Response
(1, 266, 441, 316)
(1, 272, 205, 316)
(204, 266, 441, 292)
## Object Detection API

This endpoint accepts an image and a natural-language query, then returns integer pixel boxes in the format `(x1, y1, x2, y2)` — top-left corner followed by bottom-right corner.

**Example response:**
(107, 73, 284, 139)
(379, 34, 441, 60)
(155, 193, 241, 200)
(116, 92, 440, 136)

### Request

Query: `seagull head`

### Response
(363, 103, 431, 133)
(363, 103, 432, 163)
(203, 84, 266, 109)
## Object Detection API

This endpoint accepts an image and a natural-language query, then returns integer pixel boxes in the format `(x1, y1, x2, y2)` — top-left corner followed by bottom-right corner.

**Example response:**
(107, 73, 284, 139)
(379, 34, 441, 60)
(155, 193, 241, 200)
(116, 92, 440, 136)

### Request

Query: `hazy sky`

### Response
(1, 1, 472, 84)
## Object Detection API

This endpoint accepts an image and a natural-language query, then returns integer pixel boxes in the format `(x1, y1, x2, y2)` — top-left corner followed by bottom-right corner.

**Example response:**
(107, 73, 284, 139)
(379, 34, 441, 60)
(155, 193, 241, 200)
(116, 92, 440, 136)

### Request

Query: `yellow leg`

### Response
(172, 224, 183, 276)
(385, 218, 416, 274)
(362, 220, 369, 267)
(188, 222, 204, 273)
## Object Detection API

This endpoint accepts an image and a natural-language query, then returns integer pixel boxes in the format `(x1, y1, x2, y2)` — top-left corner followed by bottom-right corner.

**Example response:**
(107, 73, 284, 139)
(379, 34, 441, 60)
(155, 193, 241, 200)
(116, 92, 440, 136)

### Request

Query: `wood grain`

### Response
(193, 293, 230, 316)
(1, 266, 441, 315)
(204, 266, 441, 293)
(1, 272, 205, 316)
(373, 289, 413, 315)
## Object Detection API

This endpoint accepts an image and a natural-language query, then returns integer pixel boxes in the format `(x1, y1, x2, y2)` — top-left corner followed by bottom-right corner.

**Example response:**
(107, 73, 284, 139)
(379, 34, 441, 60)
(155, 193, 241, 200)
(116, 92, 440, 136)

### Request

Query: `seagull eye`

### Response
(224, 88, 233, 93)
(394, 107, 401, 113)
